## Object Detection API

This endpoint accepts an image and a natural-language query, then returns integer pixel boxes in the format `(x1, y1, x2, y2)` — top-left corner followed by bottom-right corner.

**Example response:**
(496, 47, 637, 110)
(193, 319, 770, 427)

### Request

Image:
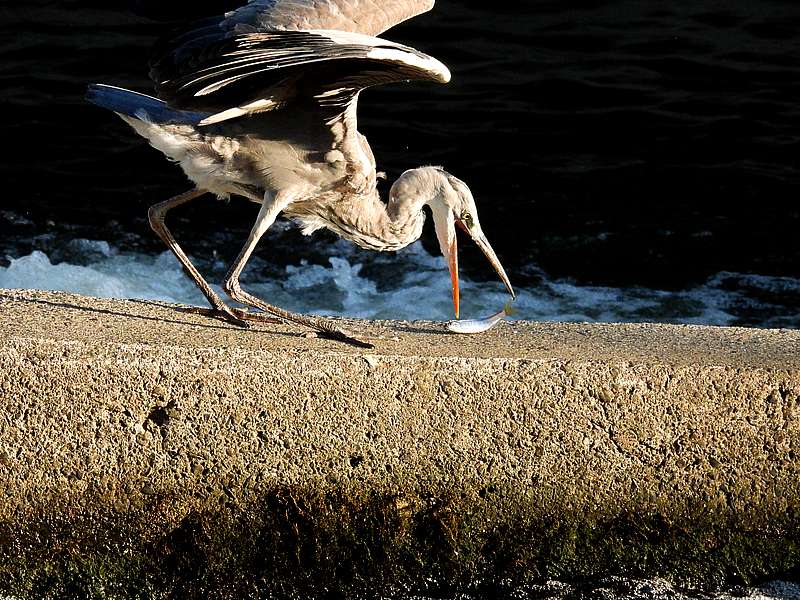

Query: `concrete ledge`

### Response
(1, 289, 799, 595)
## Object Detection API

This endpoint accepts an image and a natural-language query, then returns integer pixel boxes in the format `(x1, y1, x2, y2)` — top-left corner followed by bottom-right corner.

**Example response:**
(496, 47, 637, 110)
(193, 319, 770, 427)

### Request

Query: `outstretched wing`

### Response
(223, 0, 435, 36)
(152, 29, 450, 126)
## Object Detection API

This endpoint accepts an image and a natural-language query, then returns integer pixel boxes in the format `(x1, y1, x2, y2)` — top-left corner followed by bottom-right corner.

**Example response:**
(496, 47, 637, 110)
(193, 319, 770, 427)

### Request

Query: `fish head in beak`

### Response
(430, 170, 515, 319)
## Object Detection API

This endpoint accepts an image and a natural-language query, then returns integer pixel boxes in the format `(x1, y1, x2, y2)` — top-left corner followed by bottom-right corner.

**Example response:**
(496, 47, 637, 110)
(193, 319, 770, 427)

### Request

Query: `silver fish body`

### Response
(446, 303, 512, 334)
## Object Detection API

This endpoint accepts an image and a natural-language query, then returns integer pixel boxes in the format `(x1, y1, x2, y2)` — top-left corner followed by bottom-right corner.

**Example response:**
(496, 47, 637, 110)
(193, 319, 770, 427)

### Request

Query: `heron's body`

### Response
(88, 0, 513, 346)
(113, 97, 424, 252)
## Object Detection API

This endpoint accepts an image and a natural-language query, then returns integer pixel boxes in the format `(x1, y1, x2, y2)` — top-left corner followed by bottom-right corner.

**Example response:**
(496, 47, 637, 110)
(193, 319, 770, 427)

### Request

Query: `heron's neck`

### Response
(385, 188, 429, 247)
(330, 187, 428, 252)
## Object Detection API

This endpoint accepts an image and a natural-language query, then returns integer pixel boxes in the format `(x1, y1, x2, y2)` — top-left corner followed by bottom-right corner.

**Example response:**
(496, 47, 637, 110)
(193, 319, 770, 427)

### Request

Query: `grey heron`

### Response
(87, 0, 515, 347)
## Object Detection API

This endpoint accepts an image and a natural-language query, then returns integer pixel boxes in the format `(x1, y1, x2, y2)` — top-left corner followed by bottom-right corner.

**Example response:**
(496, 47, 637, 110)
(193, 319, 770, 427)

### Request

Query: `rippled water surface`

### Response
(2, 0, 799, 319)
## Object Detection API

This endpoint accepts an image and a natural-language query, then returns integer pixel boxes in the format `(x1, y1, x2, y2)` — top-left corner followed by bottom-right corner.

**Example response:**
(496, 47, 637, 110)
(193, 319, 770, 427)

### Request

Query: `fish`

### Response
(446, 302, 514, 334)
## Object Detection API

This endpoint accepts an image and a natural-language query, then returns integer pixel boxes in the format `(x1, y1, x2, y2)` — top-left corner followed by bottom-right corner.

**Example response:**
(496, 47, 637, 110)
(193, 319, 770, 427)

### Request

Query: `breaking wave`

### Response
(1, 239, 798, 328)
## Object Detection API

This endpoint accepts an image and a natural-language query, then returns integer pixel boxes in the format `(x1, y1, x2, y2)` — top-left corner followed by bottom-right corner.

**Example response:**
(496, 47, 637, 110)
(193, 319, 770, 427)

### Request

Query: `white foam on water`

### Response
(0, 249, 200, 305)
(1, 240, 798, 328)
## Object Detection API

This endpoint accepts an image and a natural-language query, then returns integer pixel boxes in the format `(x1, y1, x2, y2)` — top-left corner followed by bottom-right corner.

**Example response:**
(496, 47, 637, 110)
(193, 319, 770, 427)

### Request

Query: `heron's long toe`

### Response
(183, 306, 251, 328)
(315, 322, 375, 349)
(229, 308, 282, 324)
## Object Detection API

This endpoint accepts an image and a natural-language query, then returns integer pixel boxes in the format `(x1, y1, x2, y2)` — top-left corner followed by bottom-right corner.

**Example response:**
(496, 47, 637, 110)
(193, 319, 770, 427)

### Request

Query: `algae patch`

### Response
(1, 486, 799, 598)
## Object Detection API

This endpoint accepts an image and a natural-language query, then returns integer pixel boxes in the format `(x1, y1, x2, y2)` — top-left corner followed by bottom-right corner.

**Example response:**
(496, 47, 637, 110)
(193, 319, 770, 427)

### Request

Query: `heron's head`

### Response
(391, 167, 515, 319)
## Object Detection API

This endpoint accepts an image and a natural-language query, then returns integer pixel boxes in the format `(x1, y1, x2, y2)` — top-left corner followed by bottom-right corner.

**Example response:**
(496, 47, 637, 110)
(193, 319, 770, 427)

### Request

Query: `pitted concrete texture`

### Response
(0, 288, 799, 523)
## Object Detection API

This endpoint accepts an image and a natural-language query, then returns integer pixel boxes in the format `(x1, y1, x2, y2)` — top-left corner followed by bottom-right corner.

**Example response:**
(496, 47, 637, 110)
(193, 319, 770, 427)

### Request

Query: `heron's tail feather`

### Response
(86, 84, 209, 125)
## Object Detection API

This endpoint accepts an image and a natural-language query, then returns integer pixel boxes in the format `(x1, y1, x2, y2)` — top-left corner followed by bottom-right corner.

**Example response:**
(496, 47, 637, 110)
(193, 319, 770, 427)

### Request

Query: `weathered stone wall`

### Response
(1, 289, 798, 596)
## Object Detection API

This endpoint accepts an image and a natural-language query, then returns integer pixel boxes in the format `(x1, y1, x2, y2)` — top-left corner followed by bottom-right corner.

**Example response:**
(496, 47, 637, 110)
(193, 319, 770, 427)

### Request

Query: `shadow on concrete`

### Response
(0, 293, 368, 345)
(395, 324, 449, 336)
(0, 293, 274, 334)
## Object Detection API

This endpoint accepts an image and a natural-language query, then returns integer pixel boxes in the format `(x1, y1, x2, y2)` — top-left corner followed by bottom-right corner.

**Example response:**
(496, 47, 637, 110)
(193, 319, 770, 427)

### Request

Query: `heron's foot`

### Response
(219, 285, 374, 347)
(229, 307, 282, 324)
(182, 306, 251, 328)
(313, 321, 375, 349)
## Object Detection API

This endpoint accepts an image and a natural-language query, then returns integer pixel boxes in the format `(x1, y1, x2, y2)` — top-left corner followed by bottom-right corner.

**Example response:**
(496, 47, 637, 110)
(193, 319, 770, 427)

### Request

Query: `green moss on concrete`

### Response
(1, 487, 799, 599)
(485, 511, 800, 590)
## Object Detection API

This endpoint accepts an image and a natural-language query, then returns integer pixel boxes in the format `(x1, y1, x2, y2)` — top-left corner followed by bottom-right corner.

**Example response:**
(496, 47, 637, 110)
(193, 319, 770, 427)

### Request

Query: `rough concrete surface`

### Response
(0, 288, 799, 595)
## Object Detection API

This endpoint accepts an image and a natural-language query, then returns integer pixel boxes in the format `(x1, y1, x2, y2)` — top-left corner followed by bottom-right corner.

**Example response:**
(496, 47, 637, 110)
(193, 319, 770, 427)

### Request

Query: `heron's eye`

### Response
(461, 212, 473, 227)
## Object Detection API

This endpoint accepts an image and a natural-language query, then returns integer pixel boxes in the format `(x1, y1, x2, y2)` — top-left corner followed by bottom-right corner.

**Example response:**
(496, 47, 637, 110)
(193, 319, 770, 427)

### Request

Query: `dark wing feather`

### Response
(224, 0, 436, 36)
(152, 29, 449, 125)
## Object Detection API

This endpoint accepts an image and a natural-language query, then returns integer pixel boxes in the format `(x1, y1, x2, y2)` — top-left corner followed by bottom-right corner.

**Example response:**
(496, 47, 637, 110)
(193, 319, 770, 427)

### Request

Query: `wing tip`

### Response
(437, 62, 452, 84)
(365, 47, 451, 83)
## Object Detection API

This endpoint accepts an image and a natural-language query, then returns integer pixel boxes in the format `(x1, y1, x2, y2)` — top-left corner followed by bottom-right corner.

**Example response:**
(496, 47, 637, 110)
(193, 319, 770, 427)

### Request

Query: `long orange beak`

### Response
(435, 210, 513, 320)
(448, 234, 459, 319)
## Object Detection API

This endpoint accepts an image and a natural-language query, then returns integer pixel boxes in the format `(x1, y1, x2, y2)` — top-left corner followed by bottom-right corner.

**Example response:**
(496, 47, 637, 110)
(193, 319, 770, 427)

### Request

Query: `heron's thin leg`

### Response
(148, 189, 278, 327)
(222, 194, 374, 348)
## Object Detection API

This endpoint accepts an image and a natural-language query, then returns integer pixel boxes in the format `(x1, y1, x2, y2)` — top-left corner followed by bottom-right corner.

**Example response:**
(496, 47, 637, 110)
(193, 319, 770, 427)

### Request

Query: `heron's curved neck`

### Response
(326, 186, 429, 252)
(316, 166, 451, 251)
(384, 189, 429, 247)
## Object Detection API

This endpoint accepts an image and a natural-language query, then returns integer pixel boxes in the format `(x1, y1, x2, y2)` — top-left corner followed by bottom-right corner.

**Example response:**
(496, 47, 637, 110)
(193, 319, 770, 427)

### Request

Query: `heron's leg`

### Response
(222, 194, 374, 348)
(148, 189, 278, 327)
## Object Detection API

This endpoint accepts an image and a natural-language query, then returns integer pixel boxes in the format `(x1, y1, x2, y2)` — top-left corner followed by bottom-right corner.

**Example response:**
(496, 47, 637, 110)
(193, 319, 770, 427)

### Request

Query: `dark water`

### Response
(1, 0, 799, 322)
